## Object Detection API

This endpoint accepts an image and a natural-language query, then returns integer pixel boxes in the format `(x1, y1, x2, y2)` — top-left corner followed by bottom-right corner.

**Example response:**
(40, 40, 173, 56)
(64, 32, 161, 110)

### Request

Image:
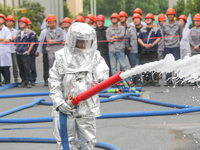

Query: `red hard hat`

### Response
(0, 14, 6, 20)
(26, 18, 32, 25)
(110, 13, 120, 20)
(178, 15, 187, 22)
(96, 14, 105, 21)
(119, 11, 128, 18)
(85, 14, 96, 22)
(132, 13, 142, 20)
(145, 13, 155, 21)
(133, 8, 142, 15)
(6, 15, 15, 22)
(19, 17, 29, 24)
(62, 17, 72, 24)
(166, 8, 176, 15)
(158, 14, 167, 21)
(46, 14, 57, 22)
(75, 16, 85, 22)
(193, 13, 200, 21)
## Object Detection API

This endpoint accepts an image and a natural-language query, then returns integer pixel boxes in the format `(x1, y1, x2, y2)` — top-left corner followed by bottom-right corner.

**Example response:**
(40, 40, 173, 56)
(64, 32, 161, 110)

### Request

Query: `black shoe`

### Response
(32, 82, 35, 86)
(154, 82, 161, 87)
(190, 82, 196, 86)
(177, 82, 184, 86)
(5, 81, 10, 85)
(136, 81, 143, 87)
(18, 82, 26, 88)
(14, 78, 18, 82)
(151, 80, 160, 87)
(164, 81, 173, 87)
(148, 80, 154, 86)
(26, 81, 32, 88)
(0, 82, 2, 86)
(44, 80, 48, 86)
(142, 81, 148, 87)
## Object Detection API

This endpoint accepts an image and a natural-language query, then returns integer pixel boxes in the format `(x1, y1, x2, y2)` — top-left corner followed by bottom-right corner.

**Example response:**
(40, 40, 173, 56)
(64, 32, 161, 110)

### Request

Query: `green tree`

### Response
(157, 0, 168, 14)
(0, 3, 13, 16)
(14, 0, 45, 35)
(83, 0, 168, 17)
(173, 0, 185, 18)
(184, 0, 200, 20)
(173, 0, 200, 27)
(17, 0, 45, 26)
(64, 3, 73, 18)
(82, 0, 91, 16)
(97, 0, 125, 16)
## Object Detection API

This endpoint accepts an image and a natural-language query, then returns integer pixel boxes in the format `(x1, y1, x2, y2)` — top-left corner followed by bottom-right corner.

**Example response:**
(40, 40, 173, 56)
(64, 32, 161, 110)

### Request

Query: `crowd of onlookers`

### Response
(0, 7, 200, 88)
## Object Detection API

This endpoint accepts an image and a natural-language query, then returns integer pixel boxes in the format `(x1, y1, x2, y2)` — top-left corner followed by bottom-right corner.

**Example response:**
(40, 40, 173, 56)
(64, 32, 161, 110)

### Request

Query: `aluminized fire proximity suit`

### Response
(48, 23, 109, 150)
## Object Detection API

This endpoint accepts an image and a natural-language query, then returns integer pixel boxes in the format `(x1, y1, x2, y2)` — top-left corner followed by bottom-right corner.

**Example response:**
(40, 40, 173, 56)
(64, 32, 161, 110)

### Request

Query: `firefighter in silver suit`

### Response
(49, 22, 109, 150)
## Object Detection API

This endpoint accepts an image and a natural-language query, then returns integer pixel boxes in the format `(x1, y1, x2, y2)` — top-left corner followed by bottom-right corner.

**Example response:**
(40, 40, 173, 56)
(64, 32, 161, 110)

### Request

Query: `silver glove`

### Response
(58, 103, 75, 114)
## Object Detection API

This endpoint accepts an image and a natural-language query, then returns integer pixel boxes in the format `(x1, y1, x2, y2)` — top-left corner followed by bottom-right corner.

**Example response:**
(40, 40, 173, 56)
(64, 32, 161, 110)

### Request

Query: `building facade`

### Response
(67, 0, 83, 17)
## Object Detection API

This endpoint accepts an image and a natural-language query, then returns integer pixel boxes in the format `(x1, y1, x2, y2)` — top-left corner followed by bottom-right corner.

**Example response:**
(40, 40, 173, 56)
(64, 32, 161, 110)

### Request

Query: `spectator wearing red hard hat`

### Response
(119, 11, 133, 82)
(119, 11, 129, 28)
(157, 14, 167, 60)
(25, 18, 39, 86)
(163, 8, 183, 86)
(0, 14, 12, 86)
(26, 18, 32, 29)
(36, 20, 50, 86)
(125, 14, 138, 68)
(75, 15, 85, 23)
(138, 13, 162, 87)
(85, 14, 96, 28)
(129, 13, 144, 86)
(189, 13, 200, 86)
(62, 17, 71, 44)
(6, 15, 19, 83)
(46, 14, 63, 68)
(130, 8, 147, 27)
(178, 15, 191, 59)
(95, 14, 111, 76)
(15, 17, 37, 88)
(106, 13, 127, 86)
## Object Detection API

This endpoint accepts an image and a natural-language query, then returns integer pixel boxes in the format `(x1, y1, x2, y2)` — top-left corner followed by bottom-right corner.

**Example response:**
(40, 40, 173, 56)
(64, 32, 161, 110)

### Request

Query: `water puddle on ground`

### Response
(169, 129, 200, 150)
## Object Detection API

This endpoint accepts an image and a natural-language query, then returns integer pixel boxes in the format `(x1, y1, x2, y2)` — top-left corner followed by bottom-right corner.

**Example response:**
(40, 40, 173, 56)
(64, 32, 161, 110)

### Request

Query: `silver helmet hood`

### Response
(64, 23, 97, 73)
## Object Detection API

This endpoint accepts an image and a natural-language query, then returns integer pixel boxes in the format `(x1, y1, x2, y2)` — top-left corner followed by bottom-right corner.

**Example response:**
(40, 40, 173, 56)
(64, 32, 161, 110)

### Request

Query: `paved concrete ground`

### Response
(0, 55, 200, 150)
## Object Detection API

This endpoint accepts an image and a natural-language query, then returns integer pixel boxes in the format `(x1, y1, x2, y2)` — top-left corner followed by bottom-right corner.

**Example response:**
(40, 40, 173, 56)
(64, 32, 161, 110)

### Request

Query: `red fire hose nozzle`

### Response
(69, 71, 123, 105)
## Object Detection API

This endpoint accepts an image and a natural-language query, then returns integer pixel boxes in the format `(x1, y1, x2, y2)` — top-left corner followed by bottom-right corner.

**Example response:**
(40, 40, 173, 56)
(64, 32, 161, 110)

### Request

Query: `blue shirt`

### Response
(29, 30, 39, 56)
(9, 28, 18, 53)
(36, 28, 47, 53)
(138, 27, 161, 52)
(63, 29, 68, 41)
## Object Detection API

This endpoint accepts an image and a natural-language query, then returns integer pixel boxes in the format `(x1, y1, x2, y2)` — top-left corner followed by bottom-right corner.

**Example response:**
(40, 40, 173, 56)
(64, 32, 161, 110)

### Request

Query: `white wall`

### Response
(29, 0, 64, 24)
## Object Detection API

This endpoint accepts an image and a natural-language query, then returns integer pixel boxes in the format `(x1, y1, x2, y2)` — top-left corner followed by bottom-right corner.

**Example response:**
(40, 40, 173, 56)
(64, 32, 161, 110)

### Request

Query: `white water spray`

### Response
(120, 54, 200, 83)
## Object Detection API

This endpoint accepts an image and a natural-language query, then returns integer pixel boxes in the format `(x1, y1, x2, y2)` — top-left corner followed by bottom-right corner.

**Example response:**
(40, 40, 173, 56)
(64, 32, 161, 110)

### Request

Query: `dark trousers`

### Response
(164, 47, 180, 82)
(101, 53, 111, 77)
(125, 48, 134, 68)
(0, 66, 10, 83)
(43, 53, 49, 81)
(125, 48, 141, 83)
(11, 53, 19, 79)
(30, 55, 37, 83)
(17, 54, 32, 83)
(141, 51, 159, 82)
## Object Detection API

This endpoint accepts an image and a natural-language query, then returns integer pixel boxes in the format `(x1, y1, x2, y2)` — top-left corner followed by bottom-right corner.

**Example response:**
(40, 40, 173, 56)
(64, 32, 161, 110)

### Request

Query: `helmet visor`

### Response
(75, 39, 93, 49)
